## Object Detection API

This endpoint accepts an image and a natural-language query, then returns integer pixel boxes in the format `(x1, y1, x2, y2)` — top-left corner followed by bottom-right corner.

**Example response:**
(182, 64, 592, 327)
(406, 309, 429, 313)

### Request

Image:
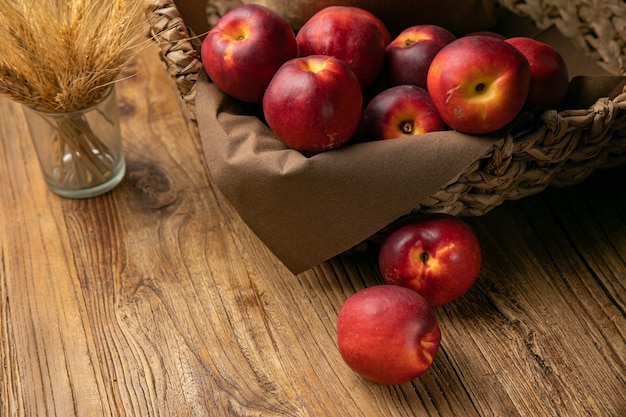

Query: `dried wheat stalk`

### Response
(0, 0, 152, 111)
(0, 0, 153, 190)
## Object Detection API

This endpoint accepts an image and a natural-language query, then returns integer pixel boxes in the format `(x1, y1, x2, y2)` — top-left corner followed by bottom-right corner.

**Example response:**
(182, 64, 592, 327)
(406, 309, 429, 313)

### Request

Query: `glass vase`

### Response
(23, 85, 126, 199)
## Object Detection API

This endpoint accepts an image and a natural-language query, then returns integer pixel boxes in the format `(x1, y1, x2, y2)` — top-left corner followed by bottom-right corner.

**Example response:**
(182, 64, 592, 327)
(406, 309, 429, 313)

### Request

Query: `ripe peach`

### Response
(354, 7, 392, 46)
(378, 214, 481, 306)
(200, 4, 297, 103)
(426, 35, 531, 134)
(359, 85, 448, 141)
(505, 37, 569, 108)
(384, 25, 456, 88)
(262, 55, 362, 154)
(296, 6, 388, 89)
(337, 285, 441, 385)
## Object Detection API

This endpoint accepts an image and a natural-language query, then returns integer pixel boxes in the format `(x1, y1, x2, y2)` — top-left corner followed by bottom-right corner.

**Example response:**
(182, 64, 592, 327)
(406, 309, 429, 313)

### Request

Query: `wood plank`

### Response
(1, 41, 625, 416)
(0, 76, 114, 416)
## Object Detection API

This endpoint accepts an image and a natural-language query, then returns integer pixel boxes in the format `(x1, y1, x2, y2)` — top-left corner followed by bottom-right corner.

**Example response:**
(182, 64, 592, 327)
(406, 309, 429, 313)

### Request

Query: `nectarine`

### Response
(296, 6, 388, 89)
(337, 285, 441, 385)
(262, 55, 362, 154)
(505, 37, 569, 108)
(359, 85, 448, 141)
(384, 25, 456, 88)
(378, 214, 482, 306)
(426, 35, 531, 134)
(201, 4, 297, 103)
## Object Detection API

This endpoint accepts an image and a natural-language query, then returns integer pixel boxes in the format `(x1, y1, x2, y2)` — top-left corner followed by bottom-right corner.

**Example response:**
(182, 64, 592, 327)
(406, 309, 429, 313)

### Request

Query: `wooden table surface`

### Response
(1, 42, 625, 417)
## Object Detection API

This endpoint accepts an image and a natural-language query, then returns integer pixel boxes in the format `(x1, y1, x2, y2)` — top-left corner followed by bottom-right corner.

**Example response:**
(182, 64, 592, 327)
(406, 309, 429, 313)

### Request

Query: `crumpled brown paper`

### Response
(192, 3, 625, 274)
(195, 73, 626, 275)
(196, 72, 499, 273)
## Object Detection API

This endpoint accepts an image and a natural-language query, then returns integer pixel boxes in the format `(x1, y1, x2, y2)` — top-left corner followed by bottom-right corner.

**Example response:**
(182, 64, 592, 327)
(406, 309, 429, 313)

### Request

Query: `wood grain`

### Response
(1, 42, 625, 417)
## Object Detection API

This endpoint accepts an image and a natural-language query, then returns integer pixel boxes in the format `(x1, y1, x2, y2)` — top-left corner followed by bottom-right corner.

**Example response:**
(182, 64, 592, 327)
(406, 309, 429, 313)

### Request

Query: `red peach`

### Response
(296, 6, 388, 89)
(359, 85, 448, 141)
(337, 285, 441, 385)
(378, 214, 482, 306)
(426, 36, 531, 134)
(505, 37, 569, 108)
(262, 55, 362, 154)
(353, 7, 392, 46)
(384, 25, 456, 88)
(201, 4, 297, 103)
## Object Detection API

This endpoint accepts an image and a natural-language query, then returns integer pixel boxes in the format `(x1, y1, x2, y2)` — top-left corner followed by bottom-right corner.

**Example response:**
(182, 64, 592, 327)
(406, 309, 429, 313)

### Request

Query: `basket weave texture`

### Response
(498, 0, 626, 75)
(149, 0, 626, 217)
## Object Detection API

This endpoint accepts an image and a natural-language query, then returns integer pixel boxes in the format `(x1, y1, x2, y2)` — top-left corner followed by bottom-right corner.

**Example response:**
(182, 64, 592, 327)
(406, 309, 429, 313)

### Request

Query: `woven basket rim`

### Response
(148, 0, 626, 219)
(149, 0, 626, 112)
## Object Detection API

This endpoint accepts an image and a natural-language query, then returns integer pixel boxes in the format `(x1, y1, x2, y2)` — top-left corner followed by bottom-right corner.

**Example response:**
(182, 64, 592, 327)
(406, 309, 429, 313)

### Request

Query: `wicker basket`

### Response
(148, 0, 626, 216)
(149, 0, 626, 214)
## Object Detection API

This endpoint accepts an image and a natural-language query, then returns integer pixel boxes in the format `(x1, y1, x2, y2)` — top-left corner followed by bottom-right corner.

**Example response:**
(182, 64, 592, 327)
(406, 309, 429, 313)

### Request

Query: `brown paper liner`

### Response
(196, 71, 626, 274)
(196, 71, 501, 273)
(185, 0, 626, 274)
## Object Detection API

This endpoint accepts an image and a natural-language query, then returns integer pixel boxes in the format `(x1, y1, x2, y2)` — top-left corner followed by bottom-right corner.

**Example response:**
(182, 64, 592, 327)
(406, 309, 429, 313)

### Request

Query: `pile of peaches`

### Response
(201, 4, 568, 385)
(201, 4, 569, 154)
(338, 213, 482, 385)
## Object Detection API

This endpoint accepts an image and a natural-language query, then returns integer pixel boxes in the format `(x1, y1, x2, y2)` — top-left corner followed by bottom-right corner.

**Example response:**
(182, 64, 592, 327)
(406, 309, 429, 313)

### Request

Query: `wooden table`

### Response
(1, 42, 625, 417)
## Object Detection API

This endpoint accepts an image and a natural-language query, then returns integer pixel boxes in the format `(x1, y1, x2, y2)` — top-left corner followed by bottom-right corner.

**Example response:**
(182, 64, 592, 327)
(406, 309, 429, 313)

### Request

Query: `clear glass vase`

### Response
(23, 85, 126, 199)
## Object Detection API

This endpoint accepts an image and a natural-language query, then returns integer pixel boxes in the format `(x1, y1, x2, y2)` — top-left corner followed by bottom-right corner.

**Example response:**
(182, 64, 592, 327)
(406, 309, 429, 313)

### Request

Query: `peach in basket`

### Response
(150, 0, 626, 273)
